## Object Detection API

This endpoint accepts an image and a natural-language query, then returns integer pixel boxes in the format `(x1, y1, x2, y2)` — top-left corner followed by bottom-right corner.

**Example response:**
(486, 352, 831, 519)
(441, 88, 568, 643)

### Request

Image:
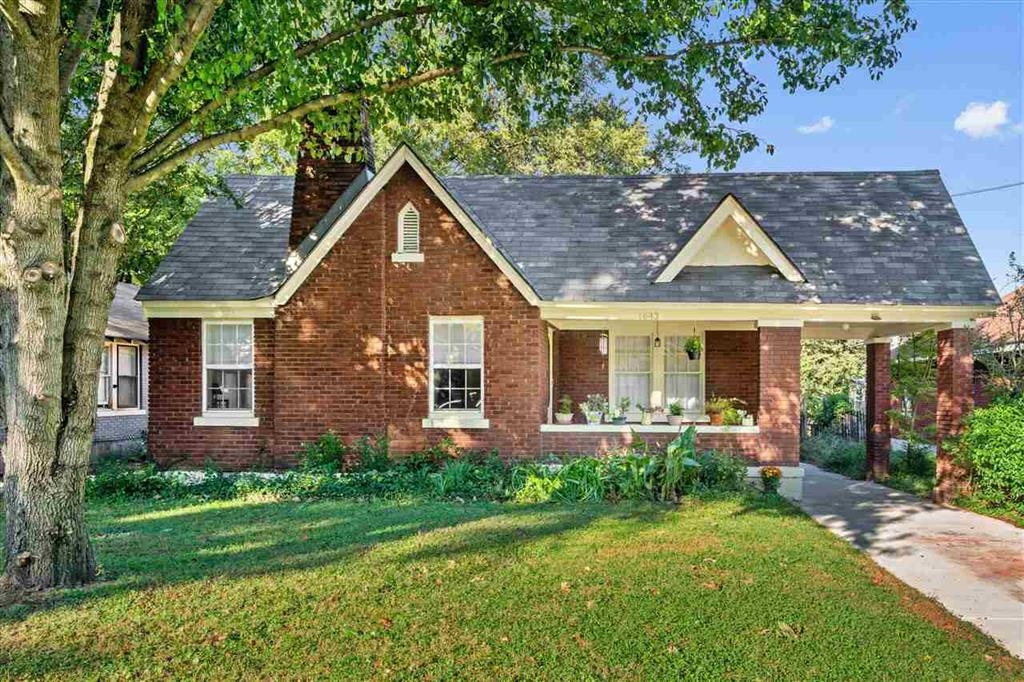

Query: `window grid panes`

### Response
(614, 335, 651, 409)
(664, 335, 702, 412)
(205, 323, 254, 411)
(431, 321, 483, 412)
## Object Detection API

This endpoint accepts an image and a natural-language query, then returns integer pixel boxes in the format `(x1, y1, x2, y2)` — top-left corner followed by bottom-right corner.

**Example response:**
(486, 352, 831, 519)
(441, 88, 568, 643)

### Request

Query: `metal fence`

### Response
(800, 409, 866, 441)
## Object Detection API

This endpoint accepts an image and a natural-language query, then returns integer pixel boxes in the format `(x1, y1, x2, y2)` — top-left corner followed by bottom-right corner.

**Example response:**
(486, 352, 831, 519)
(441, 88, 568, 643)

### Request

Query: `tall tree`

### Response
(0, 0, 915, 590)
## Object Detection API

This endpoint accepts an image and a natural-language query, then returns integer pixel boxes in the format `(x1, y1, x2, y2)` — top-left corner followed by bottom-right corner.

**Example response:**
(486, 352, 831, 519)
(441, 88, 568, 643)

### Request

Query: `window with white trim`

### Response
(398, 203, 420, 254)
(613, 335, 651, 409)
(664, 335, 702, 413)
(116, 345, 140, 409)
(203, 321, 254, 412)
(97, 345, 111, 407)
(430, 318, 483, 413)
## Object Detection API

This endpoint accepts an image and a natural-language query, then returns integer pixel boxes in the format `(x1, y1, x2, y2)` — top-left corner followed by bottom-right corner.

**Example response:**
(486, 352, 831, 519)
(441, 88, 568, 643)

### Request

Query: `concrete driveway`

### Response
(798, 464, 1024, 658)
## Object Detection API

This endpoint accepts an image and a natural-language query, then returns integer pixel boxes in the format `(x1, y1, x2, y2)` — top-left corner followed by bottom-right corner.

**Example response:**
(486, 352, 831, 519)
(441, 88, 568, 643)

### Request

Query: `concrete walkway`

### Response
(798, 464, 1024, 658)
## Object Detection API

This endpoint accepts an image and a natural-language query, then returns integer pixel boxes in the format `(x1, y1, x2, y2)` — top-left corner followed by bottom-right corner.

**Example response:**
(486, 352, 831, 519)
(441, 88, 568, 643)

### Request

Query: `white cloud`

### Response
(796, 116, 834, 134)
(954, 101, 1010, 138)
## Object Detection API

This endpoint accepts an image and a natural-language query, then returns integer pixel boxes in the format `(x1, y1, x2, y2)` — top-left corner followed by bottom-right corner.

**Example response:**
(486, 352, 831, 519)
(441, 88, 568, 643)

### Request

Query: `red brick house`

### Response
(138, 142, 1000, 499)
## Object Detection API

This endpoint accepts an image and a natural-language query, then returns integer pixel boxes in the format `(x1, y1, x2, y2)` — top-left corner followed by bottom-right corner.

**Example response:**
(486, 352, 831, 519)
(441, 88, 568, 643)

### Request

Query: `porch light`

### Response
(599, 334, 608, 356)
(654, 336, 662, 349)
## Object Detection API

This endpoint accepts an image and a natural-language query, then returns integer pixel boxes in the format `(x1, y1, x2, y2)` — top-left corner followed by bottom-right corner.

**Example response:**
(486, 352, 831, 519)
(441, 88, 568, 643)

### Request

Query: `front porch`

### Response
(539, 303, 985, 501)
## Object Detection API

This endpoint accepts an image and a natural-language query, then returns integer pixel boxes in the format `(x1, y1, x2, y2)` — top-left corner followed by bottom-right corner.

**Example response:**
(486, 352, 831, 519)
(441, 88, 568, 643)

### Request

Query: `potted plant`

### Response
(555, 394, 574, 425)
(666, 400, 685, 426)
(638, 405, 655, 426)
(704, 395, 735, 426)
(607, 397, 630, 425)
(760, 466, 782, 495)
(580, 394, 607, 425)
(684, 335, 702, 360)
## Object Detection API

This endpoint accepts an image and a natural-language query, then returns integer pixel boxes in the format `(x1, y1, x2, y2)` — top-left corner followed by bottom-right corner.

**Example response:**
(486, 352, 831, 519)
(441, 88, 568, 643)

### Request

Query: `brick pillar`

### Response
(757, 325, 802, 465)
(865, 340, 892, 480)
(934, 327, 973, 503)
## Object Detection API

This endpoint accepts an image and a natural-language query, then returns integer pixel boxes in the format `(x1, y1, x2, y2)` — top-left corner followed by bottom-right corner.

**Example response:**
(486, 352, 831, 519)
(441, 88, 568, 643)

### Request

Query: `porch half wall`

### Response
(545, 326, 800, 466)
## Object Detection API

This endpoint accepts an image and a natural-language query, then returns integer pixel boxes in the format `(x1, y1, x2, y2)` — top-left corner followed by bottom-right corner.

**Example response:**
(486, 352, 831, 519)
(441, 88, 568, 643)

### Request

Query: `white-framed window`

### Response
(116, 345, 140, 409)
(429, 317, 484, 416)
(613, 335, 652, 410)
(607, 327, 706, 421)
(392, 202, 423, 263)
(202, 321, 254, 413)
(664, 334, 703, 414)
(97, 345, 112, 407)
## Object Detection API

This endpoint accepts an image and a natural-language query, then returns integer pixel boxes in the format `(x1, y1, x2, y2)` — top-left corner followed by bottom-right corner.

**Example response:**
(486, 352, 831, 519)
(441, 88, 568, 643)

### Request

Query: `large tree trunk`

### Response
(1, 6, 97, 588)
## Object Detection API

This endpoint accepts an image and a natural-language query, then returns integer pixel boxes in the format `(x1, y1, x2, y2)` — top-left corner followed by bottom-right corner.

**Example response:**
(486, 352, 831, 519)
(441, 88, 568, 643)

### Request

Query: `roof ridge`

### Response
(441, 169, 942, 180)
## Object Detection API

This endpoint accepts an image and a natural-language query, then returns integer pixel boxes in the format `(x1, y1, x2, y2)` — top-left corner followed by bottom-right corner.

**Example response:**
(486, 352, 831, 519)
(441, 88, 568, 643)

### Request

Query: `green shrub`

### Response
(351, 434, 391, 471)
(800, 433, 865, 478)
(512, 464, 562, 503)
(297, 431, 348, 472)
(959, 398, 1024, 507)
(87, 463, 176, 499)
(696, 450, 747, 492)
(551, 457, 606, 502)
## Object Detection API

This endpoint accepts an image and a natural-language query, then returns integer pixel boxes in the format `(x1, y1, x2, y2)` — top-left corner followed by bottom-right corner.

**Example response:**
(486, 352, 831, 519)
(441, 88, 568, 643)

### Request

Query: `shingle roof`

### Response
(139, 167, 1000, 307)
(107, 283, 148, 341)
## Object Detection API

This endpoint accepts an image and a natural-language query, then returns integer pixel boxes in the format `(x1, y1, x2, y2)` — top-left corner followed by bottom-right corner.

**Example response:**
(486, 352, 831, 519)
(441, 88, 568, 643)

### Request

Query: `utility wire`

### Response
(951, 180, 1024, 197)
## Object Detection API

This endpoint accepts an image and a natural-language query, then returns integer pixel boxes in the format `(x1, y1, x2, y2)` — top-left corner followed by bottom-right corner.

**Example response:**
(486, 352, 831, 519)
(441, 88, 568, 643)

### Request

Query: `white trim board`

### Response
(273, 144, 540, 307)
(655, 194, 804, 284)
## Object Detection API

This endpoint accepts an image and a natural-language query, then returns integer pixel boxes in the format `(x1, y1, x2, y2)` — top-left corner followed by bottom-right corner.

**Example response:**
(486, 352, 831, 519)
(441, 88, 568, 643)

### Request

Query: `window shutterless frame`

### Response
(201, 319, 255, 416)
(427, 316, 484, 419)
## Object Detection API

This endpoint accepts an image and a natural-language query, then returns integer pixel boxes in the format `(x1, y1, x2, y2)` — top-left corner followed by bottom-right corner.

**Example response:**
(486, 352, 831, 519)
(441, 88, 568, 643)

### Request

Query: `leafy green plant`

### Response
(958, 397, 1024, 508)
(551, 458, 606, 502)
(696, 450, 747, 492)
(557, 394, 574, 415)
(351, 434, 391, 472)
(297, 431, 349, 472)
(660, 427, 701, 501)
(684, 335, 703, 356)
(800, 433, 867, 479)
(704, 396, 736, 415)
(668, 400, 684, 417)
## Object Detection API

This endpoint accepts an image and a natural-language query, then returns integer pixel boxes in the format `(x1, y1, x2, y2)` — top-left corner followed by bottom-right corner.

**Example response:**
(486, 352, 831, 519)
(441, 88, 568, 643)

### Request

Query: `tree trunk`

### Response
(0, 3, 96, 589)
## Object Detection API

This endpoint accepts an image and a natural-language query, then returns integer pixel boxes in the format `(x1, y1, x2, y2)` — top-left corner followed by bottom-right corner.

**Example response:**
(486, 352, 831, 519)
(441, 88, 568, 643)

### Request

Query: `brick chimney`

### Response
(289, 107, 375, 251)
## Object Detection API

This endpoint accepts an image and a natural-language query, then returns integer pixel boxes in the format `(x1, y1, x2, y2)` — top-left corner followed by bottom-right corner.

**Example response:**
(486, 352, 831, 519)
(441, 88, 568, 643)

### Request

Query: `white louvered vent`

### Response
(398, 204, 420, 254)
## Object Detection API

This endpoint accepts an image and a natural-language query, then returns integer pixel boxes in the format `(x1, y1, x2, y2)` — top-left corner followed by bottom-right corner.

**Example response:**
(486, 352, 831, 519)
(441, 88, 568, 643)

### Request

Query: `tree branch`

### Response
(58, 0, 100, 99)
(0, 0, 35, 44)
(129, 0, 223, 152)
(0, 119, 38, 188)
(130, 3, 434, 172)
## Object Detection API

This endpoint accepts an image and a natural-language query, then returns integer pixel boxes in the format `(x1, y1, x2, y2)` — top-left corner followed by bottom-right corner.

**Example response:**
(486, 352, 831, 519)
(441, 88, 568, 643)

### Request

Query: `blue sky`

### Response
(675, 1, 1023, 292)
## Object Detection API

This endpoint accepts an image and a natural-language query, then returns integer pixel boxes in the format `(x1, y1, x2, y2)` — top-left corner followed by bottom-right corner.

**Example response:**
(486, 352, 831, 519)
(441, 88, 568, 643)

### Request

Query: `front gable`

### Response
(654, 194, 804, 284)
(274, 144, 540, 306)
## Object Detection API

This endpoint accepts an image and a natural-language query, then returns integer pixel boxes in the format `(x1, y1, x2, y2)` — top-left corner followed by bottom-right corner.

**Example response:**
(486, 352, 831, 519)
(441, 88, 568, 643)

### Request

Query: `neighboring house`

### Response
(138, 138, 1000, 497)
(95, 283, 150, 455)
(0, 283, 148, 468)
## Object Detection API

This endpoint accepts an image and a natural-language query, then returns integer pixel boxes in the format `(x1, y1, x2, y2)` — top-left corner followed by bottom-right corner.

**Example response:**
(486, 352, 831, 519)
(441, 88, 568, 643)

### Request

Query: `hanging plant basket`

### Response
(684, 334, 702, 361)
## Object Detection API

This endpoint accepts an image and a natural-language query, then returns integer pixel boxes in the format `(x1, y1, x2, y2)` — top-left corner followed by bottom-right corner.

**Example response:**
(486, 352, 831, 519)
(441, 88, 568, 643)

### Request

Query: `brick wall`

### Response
(149, 164, 547, 468)
(148, 318, 277, 469)
(935, 327, 973, 502)
(865, 341, 892, 479)
(754, 326, 801, 465)
(553, 330, 608, 423)
(705, 330, 759, 414)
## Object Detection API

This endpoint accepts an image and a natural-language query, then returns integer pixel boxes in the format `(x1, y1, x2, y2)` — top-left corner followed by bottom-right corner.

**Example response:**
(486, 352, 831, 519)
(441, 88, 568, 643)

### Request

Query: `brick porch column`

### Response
(934, 326, 973, 503)
(757, 323, 802, 465)
(865, 340, 892, 480)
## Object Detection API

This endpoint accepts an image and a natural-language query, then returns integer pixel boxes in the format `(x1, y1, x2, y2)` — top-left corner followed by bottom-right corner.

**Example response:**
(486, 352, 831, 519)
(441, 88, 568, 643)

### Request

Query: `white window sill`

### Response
(391, 252, 424, 263)
(193, 413, 260, 427)
(422, 414, 490, 429)
(97, 408, 148, 417)
(540, 423, 759, 435)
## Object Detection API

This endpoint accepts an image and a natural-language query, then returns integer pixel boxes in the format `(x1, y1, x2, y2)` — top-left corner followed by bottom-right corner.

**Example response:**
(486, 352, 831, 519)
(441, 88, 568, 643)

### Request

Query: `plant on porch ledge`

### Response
(581, 394, 608, 425)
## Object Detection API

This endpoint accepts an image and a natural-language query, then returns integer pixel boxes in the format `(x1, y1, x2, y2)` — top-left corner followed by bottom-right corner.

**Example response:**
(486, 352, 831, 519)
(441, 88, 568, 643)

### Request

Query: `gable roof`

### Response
(139, 148, 1000, 308)
(107, 283, 148, 341)
(653, 193, 804, 284)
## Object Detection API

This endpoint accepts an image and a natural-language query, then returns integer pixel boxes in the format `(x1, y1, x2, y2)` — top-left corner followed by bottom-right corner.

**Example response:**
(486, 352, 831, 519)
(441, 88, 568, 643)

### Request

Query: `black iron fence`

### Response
(800, 410, 866, 441)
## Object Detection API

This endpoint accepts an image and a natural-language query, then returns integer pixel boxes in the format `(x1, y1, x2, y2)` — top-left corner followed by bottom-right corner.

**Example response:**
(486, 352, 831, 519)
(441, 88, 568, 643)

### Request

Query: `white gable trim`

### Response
(655, 194, 804, 284)
(273, 145, 540, 306)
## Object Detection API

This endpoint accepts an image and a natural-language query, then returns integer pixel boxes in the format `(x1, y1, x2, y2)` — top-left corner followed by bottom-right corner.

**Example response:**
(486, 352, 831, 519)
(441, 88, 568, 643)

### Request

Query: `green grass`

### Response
(1, 495, 1020, 680)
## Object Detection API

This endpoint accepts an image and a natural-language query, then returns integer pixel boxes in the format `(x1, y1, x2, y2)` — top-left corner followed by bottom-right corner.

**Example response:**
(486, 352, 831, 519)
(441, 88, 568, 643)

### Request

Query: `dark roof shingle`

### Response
(139, 168, 1000, 307)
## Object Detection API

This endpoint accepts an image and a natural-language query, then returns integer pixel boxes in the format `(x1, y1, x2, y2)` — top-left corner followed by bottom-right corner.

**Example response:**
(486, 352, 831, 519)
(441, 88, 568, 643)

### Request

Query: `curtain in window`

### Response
(664, 336, 701, 411)
(614, 335, 651, 408)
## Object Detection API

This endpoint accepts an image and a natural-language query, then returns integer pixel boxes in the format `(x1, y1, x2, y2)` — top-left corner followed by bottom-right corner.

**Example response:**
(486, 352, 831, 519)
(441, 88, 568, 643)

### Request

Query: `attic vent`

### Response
(392, 203, 424, 263)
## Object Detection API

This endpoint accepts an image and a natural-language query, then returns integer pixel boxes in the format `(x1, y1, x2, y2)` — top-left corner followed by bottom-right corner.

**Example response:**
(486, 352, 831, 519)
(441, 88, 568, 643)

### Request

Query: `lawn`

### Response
(1, 495, 1020, 680)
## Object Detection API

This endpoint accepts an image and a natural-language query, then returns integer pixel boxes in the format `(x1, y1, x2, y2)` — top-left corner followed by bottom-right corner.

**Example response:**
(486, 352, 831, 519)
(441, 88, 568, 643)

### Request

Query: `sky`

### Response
(672, 1, 1024, 293)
